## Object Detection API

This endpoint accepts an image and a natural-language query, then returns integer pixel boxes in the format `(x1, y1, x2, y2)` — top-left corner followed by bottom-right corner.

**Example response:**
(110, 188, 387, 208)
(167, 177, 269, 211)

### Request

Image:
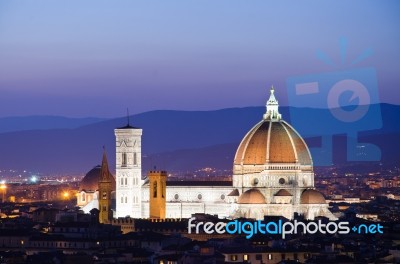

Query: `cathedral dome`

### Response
(238, 189, 266, 204)
(275, 189, 292, 196)
(80, 166, 102, 191)
(80, 165, 116, 192)
(300, 189, 326, 204)
(234, 87, 311, 167)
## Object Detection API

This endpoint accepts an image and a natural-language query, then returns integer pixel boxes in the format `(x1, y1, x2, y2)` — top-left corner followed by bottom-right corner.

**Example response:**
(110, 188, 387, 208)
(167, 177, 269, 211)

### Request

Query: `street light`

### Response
(63, 192, 70, 199)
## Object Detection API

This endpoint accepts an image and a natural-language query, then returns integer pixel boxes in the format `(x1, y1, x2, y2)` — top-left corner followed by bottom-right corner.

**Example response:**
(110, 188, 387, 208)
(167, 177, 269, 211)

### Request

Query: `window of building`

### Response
(125, 196, 128, 203)
(82, 193, 85, 202)
(198, 193, 202, 200)
(102, 192, 107, 200)
(103, 206, 107, 211)
(122, 152, 127, 167)
(153, 182, 157, 198)
(125, 177, 128, 185)
(230, 255, 238, 261)
(121, 196, 123, 203)
(221, 194, 225, 200)
(133, 152, 137, 165)
(268, 254, 272, 260)
(243, 254, 249, 261)
(174, 194, 179, 200)
(120, 177, 123, 186)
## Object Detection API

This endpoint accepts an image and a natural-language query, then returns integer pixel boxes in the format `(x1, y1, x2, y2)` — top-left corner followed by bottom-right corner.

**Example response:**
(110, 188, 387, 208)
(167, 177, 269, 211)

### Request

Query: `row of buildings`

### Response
(1, 205, 399, 263)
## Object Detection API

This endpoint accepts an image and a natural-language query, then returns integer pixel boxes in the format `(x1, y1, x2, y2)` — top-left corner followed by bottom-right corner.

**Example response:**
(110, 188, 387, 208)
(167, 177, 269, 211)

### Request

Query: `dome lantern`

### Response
(263, 86, 282, 121)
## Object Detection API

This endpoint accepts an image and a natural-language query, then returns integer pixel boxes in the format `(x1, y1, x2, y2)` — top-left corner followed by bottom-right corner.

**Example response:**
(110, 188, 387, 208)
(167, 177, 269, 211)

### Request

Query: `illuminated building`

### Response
(79, 87, 335, 220)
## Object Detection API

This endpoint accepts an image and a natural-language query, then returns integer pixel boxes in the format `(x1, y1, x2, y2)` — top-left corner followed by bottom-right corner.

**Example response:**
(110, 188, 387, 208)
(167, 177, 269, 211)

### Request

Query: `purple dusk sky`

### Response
(0, 1, 399, 118)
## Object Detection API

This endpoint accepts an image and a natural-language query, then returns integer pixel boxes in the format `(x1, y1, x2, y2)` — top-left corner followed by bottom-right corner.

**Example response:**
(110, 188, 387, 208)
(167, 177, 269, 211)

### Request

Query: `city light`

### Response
(30, 176, 38, 183)
(0, 183, 6, 202)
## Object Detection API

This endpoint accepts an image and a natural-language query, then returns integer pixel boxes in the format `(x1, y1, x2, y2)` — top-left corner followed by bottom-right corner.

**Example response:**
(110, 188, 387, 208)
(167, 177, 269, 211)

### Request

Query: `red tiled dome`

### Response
(80, 165, 116, 192)
(234, 120, 312, 166)
(238, 189, 266, 204)
(300, 189, 326, 204)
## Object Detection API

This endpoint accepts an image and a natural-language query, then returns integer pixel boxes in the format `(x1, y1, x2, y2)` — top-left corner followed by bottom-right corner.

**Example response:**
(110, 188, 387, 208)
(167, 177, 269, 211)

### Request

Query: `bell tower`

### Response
(98, 149, 113, 223)
(148, 170, 166, 219)
(115, 121, 143, 218)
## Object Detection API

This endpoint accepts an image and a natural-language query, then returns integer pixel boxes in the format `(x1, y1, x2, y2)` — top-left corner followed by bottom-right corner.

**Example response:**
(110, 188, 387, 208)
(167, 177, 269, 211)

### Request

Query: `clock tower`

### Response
(115, 122, 143, 218)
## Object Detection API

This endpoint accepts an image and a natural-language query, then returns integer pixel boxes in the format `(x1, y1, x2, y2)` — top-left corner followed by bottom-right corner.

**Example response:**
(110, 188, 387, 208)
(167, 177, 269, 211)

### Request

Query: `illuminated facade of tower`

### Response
(98, 150, 113, 223)
(148, 171, 167, 219)
(115, 124, 143, 218)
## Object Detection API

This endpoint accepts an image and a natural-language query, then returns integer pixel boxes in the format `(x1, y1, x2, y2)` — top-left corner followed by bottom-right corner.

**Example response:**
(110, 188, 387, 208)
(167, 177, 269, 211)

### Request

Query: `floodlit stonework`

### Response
(79, 87, 336, 221)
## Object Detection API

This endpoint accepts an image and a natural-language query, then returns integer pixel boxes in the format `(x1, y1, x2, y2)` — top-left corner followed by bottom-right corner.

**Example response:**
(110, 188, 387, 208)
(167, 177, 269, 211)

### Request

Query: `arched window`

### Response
(125, 177, 128, 186)
(122, 152, 127, 167)
(120, 177, 123, 186)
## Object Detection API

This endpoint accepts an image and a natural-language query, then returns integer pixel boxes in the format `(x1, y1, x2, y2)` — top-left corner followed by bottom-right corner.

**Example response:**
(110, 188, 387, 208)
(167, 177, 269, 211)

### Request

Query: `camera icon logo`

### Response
(328, 79, 370, 123)
(286, 39, 382, 165)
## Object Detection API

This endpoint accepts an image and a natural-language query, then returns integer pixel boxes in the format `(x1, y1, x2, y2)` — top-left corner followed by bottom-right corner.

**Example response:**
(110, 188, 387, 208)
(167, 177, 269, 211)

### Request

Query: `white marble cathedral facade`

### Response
(114, 125, 233, 219)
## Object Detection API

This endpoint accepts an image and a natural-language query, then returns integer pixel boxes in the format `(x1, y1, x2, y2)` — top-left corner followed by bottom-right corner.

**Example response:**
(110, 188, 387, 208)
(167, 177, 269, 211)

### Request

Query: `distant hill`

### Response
(0, 104, 398, 175)
(0, 116, 107, 133)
